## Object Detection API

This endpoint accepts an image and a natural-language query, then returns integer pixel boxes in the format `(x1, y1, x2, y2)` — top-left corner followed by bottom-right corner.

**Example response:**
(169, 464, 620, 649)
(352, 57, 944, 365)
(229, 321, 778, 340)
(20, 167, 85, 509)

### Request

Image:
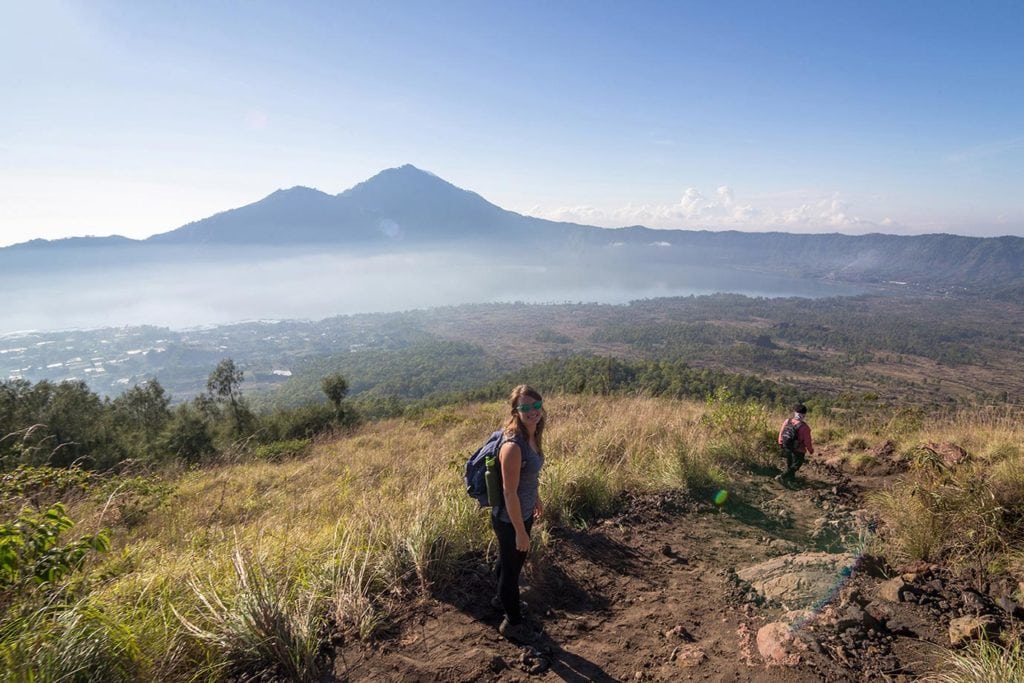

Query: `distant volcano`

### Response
(146, 164, 550, 245)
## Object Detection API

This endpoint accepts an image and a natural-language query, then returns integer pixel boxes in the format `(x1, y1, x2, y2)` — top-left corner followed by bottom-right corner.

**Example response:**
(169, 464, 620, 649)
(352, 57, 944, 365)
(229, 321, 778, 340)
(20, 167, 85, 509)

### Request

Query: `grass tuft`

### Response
(173, 547, 325, 682)
(924, 636, 1024, 683)
(0, 596, 141, 683)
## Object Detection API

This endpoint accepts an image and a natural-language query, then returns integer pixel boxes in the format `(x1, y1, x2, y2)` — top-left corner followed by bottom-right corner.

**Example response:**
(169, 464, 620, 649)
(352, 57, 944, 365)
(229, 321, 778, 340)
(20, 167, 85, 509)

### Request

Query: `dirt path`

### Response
(331, 457, 975, 682)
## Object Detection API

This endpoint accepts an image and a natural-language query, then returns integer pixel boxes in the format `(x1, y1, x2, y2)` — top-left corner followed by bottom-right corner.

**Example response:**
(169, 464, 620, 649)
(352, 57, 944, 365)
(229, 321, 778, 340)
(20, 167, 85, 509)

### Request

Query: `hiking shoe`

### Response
(490, 596, 529, 614)
(499, 617, 539, 644)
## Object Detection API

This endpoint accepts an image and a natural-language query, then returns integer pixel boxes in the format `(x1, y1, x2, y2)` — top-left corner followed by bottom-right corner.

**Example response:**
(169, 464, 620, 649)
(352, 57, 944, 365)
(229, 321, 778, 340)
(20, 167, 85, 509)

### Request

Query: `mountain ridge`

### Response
(4, 165, 1023, 296)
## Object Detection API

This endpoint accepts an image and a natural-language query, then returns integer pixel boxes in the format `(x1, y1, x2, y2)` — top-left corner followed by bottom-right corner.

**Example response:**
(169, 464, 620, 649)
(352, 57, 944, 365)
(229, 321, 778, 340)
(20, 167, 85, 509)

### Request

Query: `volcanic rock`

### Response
(948, 615, 997, 647)
(737, 552, 858, 609)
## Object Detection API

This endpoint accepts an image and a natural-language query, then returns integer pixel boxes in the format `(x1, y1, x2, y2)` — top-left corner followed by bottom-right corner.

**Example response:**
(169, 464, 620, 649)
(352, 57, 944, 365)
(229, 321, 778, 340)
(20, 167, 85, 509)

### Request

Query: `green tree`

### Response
(160, 403, 215, 465)
(39, 381, 107, 468)
(110, 380, 171, 461)
(207, 359, 252, 436)
(321, 373, 349, 414)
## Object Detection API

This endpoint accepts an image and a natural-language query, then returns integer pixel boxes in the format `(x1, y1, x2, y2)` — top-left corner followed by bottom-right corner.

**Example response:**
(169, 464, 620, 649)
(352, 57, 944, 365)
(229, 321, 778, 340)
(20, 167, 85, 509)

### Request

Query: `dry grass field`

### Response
(2, 393, 1022, 680)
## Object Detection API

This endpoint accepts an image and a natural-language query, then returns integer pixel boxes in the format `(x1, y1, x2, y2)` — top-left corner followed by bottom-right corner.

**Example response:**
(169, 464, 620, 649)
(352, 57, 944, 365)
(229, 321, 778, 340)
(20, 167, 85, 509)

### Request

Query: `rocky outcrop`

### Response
(737, 552, 858, 610)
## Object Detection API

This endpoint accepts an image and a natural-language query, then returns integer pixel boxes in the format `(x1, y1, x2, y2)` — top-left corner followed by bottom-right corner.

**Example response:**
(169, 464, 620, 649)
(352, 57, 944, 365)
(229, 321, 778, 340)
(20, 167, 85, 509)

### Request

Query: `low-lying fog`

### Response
(0, 246, 861, 334)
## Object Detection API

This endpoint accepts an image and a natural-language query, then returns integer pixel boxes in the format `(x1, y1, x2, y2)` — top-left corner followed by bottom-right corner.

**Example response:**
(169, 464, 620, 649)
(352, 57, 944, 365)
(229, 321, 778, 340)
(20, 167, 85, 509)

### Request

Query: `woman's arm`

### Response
(499, 441, 530, 551)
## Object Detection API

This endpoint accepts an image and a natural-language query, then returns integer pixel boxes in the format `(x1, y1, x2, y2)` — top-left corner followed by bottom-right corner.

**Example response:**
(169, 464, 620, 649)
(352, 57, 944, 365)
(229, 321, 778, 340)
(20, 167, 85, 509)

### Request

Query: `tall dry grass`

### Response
(924, 636, 1024, 683)
(865, 406, 1024, 575)
(0, 393, 833, 680)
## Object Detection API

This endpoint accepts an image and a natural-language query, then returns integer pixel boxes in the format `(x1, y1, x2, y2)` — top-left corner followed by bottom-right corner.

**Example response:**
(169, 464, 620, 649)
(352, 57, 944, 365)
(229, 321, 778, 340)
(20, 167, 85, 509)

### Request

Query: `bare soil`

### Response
(329, 452, 1020, 682)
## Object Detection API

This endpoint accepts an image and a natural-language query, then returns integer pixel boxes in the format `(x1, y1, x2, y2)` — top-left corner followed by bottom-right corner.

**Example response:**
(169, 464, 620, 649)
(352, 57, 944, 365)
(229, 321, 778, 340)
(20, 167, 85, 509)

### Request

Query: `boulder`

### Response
(737, 552, 858, 609)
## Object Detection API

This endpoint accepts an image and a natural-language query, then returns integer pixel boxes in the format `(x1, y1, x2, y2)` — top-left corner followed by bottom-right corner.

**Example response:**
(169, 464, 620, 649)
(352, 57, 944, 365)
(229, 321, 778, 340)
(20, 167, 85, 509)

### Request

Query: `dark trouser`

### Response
(491, 514, 534, 625)
(782, 448, 806, 478)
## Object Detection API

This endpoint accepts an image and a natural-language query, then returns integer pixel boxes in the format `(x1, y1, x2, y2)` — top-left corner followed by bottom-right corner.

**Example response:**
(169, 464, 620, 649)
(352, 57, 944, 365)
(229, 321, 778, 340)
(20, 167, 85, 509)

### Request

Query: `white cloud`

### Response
(525, 186, 889, 234)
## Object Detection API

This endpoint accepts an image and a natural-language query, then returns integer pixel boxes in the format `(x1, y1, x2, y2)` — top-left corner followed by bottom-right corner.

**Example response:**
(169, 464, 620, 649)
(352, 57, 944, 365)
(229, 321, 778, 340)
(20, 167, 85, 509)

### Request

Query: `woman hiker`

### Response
(491, 384, 545, 644)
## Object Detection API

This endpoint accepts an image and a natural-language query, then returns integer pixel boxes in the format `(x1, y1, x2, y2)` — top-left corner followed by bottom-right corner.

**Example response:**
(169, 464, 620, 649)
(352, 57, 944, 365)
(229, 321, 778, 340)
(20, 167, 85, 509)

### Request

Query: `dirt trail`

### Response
(331, 455, 994, 682)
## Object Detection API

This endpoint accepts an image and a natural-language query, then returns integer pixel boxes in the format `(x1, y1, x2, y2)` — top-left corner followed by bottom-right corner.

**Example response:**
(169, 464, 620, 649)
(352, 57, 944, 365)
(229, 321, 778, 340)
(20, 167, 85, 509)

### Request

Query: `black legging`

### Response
(783, 447, 806, 477)
(491, 514, 534, 625)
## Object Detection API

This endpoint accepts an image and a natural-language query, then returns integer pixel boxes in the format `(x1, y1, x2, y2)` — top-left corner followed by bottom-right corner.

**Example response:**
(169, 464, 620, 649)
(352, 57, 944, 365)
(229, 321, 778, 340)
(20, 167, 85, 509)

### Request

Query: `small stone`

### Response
(949, 615, 997, 647)
(995, 596, 1024, 618)
(671, 644, 707, 668)
(836, 605, 866, 633)
(878, 577, 909, 603)
(665, 625, 696, 642)
(757, 621, 802, 664)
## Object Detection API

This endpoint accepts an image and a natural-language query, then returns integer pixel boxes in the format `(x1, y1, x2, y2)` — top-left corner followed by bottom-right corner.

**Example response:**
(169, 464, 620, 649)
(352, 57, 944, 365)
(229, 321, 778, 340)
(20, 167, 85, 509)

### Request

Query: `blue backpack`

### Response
(465, 430, 523, 508)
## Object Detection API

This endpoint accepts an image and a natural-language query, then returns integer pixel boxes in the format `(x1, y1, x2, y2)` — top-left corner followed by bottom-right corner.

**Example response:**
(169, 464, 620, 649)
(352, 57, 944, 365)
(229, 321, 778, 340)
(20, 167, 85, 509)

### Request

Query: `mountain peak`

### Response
(341, 164, 449, 197)
(264, 185, 332, 200)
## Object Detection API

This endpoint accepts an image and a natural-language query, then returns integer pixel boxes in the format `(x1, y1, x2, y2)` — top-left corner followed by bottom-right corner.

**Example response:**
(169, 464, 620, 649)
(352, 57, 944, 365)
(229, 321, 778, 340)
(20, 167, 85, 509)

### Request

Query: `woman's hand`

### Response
(515, 529, 531, 552)
(534, 498, 544, 519)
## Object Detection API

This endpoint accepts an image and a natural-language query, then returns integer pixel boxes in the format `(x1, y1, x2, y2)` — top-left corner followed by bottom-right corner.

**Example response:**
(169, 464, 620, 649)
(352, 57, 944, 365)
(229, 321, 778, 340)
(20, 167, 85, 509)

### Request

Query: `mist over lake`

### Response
(0, 246, 862, 335)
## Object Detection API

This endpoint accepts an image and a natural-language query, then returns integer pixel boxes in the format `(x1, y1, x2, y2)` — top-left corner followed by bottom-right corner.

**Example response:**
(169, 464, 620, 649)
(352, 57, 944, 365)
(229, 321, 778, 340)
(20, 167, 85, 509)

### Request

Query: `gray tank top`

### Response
(495, 434, 544, 524)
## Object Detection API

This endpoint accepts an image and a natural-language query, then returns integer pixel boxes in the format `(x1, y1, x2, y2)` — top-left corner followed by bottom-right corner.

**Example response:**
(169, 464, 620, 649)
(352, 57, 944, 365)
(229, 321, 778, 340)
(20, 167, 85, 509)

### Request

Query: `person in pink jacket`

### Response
(776, 403, 814, 486)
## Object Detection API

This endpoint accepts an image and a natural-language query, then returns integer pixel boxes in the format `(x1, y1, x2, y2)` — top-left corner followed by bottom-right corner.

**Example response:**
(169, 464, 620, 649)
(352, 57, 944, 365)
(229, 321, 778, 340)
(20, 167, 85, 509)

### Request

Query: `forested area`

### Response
(4, 291, 1022, 474)
(0, 361, 357, 472)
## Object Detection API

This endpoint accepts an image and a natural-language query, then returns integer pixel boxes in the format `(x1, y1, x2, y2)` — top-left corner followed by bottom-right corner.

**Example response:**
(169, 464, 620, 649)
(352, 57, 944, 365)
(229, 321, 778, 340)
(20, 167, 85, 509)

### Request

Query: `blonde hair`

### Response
(503, 384, 544, 453)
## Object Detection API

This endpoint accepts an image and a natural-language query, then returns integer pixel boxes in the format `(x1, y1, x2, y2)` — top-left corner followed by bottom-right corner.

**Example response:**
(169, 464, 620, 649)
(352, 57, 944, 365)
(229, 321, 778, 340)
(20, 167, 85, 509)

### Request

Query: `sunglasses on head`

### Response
(515, 400, 543, 413)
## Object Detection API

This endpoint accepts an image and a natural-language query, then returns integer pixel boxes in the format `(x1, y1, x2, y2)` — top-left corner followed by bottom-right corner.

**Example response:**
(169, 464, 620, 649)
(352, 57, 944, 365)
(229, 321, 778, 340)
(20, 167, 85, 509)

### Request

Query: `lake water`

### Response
(0, 247, 862, 334)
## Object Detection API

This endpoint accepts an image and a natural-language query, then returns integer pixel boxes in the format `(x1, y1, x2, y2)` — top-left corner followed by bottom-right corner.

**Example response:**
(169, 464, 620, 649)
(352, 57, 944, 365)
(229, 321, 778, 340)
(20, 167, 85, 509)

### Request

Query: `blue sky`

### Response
(2, 0, 1022, 246)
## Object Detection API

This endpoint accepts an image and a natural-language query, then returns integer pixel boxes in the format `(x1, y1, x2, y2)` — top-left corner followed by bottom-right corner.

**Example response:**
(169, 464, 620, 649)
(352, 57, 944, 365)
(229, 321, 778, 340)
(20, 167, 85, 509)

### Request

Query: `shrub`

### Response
(252, 439, 312, 463)
(160, 405, 215, 465)
(93, 476, 173, 529)
(259, 403, 359, 442)
(815, 427, 844, 444)
(846, 436, 869, 451)
(870, 488, 940, 562)
(847, 452, 878, 472)
(0, 466, 95, 516)
(0, 503, 110, 590)
(870, 458, 1022, 572)
(700, 388, 775, 469)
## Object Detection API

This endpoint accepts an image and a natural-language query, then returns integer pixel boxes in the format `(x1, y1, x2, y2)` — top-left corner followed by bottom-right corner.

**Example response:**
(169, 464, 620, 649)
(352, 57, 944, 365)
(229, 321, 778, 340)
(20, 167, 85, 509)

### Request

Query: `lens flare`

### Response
(713, 489, 729, 506)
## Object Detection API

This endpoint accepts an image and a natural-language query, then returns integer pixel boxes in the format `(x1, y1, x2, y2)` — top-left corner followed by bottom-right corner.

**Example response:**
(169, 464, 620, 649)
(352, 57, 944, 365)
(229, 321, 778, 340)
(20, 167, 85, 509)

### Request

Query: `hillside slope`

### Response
(333, 456, 997, 681)
(4, 395, 1018, 681)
